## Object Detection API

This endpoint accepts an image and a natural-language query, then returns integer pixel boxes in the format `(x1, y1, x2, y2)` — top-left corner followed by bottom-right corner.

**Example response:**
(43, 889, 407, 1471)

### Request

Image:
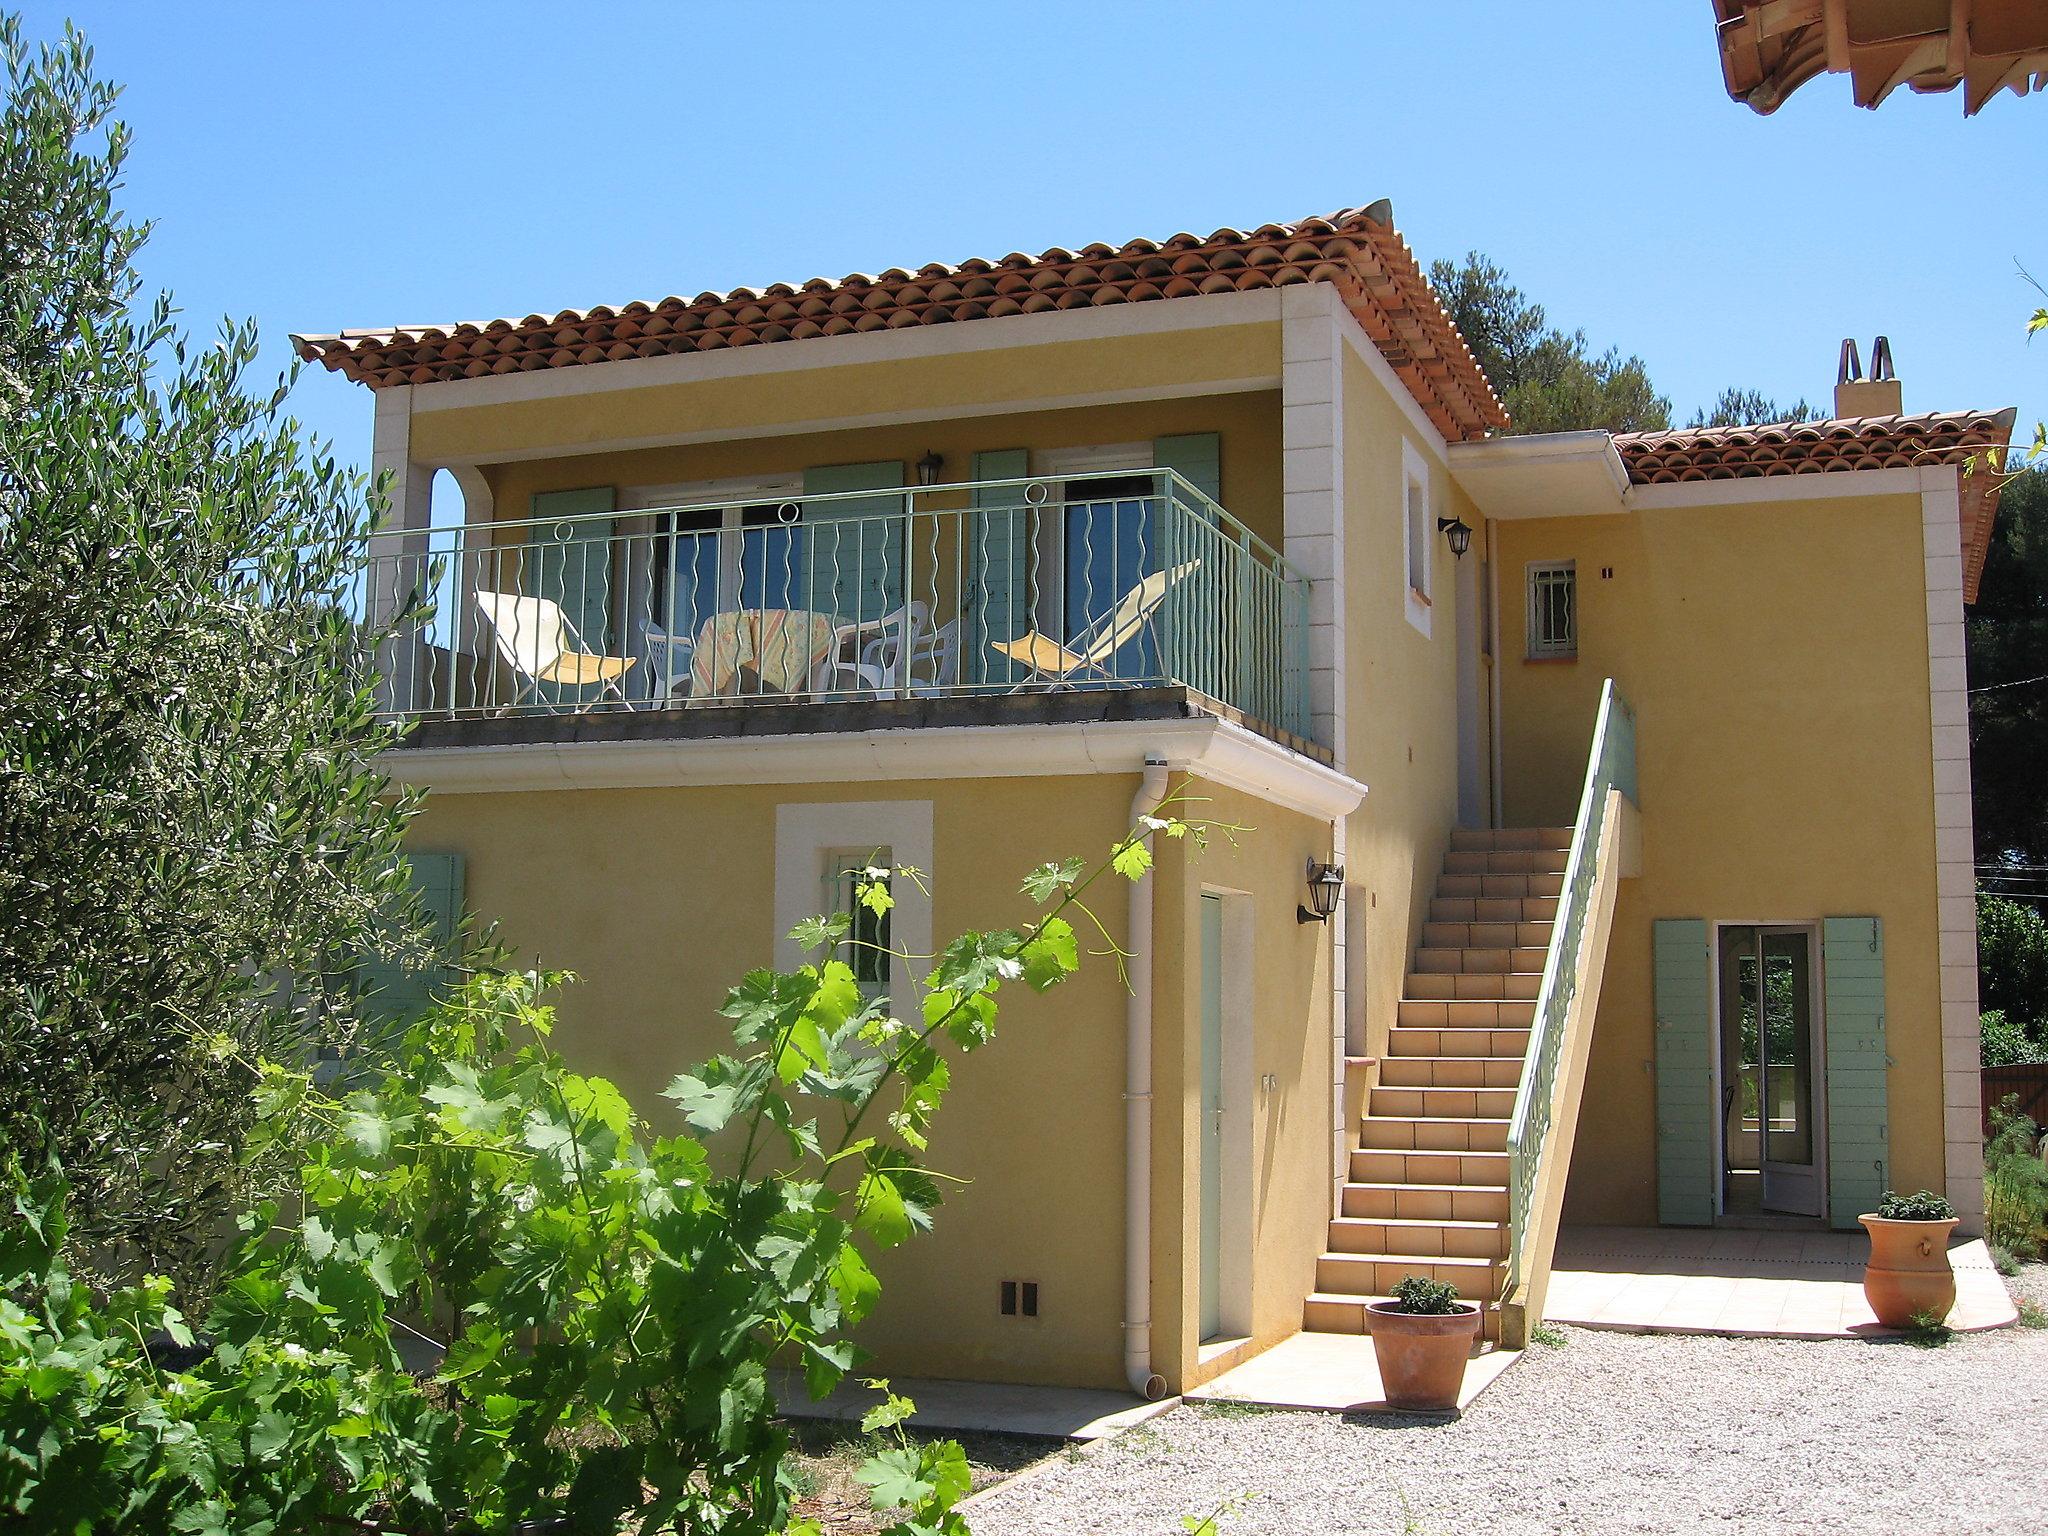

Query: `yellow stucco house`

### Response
(297, 202, 2011, 1397)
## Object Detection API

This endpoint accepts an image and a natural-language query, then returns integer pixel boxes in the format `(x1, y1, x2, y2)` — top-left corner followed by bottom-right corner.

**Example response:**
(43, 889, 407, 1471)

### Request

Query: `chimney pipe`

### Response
(1834, 335, 1902, 419)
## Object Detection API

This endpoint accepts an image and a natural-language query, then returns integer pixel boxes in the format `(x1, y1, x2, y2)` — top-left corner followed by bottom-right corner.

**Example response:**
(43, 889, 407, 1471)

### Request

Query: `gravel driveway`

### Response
(965, 1267, 2047, 1536)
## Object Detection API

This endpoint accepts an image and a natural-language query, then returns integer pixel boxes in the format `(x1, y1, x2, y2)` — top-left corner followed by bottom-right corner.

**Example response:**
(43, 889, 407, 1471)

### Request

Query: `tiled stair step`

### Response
(1360, 1115, 1509, 1153)
(1422, 920, 1554, 950)
(1304, 1291, 1504, 1341)
(1450, 826, 1574, 852)
(1413, 945, 1549, 975)
(1351, 1147, 1512, 1185)
(1430, 895, 1561, 924)
(1444, 848, 1570, 876)
(1316, 1250, 1502, 1300)
(1396, 999, 1537, 1029)
(1436, 873, 1566, 900)
(1378, 1054, 1525, 1089)
(1370, 1084, 1517, 1119)
(1404, 971, 1542, 1001)
(1327, 1215, 1509, 1259)
(1386, 1025, 1531, 1059)
(1342, 1180, 1510, 1222)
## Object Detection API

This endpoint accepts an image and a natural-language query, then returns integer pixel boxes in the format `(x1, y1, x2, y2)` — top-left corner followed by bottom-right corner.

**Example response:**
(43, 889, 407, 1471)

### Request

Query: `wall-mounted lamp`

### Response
(1298, 858, 1344, 925)
(1438, 516, 1473, 560)
(915, 450, 945, 486)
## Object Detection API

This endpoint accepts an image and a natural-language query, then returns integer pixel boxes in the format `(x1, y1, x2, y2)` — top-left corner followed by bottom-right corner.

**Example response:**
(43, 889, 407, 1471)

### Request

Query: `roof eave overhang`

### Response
(1447, 430, 1630, 520)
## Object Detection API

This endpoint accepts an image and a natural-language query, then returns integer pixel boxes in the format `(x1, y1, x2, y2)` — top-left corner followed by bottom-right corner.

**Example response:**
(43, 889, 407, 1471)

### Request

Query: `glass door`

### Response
(1718, 925, 1824, 1218)
(1062, 474, 1158, 682)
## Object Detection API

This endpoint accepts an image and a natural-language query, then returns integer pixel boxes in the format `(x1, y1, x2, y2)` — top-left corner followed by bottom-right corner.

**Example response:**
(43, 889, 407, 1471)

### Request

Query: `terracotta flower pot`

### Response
(1858, 1214, 1959, 1328)
(1365, 1301, 1481, 1410)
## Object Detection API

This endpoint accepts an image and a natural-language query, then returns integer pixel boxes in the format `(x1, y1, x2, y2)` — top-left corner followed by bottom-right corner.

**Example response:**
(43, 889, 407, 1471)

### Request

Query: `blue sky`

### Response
(26, 1, 2046, 478)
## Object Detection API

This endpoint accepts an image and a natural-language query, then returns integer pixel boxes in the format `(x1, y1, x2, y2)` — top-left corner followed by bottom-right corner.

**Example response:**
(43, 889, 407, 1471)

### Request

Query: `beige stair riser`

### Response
(1394, 1000, 1537, 1029)
(1327, 1218, 1509, 1259)
(1342, 1182, 1510, 1222)
(1403, 972, 1543, 1001)
(1413, 946, 1548, 976)
(1376, 1055, 1525, 1090)
(1359, 1117, 1510, 1153)
(1421, 921, 1554, 950)
(1443, 849, 1570, 877)
(1351, 1148, 1512, 1184)
(1304, 1293, 1504, 1341)
(1316, 1253, 1501, 1300)
(1369, 1086, 1517, 1119)
(1449, 826, 1573, 853)
(1431, 896, 1560, 924)
(1386, 1026, 1531, 1059)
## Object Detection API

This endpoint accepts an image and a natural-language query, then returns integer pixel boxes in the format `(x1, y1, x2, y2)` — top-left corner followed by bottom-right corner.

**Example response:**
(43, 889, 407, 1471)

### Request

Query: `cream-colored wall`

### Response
(1336, 349, 1481, 1062)
(1494, 492, 1948, 1223)
(477, 390, 1284, 555)
(411, 323, 1280, 477)
(1151, 778, 1334, 1390)
(406, 767, 1333, 1392)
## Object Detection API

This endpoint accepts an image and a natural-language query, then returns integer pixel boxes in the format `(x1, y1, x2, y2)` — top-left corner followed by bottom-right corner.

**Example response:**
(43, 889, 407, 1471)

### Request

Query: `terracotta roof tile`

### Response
(292, 205, 1510, 441)
(1615, 409, 2017, 602)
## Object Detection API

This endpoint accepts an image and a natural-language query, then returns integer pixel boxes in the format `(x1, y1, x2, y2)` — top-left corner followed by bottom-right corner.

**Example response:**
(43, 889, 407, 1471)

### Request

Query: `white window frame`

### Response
(1525, 559, 1578, 660)
(1401, 438, 1432, 638)
(774, 800, 934, 1011)
(618, 473, 804, 614)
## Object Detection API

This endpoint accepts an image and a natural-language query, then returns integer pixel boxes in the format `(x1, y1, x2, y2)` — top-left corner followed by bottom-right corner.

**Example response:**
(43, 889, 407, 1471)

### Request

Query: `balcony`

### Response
(364, 469, 1319, 756)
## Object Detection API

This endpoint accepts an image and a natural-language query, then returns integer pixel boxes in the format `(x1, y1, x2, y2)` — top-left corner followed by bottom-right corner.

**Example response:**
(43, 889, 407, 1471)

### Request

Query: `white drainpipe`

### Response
(1124, 758, 1171, 1401)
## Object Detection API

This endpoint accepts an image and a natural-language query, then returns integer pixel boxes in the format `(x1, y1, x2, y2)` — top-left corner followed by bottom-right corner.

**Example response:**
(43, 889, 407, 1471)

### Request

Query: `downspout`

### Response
(1124, 757, 1171, 1401)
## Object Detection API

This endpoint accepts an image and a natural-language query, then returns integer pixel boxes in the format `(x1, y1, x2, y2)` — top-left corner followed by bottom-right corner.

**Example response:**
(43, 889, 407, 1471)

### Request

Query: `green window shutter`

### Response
(1152, 432, 1225, 701)
(803, 462, 905, 623)
(1824, 916, 1887, 1229)
(1654, 918, 1715, 1226)
(968, 448, 1030, 685)
(356, 851, 466, 1026)
(525, 487, 616, 705)
(1152, 431, 1221, 504)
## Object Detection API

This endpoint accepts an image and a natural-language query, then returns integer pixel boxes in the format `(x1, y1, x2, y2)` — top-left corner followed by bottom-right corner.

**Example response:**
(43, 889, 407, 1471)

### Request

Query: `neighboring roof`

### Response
(291, 204, 1510, 441)
(1616, 408, 2018, 601)
(1713, 0, 2047, 115)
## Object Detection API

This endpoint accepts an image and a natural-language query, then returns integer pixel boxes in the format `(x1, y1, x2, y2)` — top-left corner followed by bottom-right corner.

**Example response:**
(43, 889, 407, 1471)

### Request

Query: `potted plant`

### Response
(1859, 1188, 1959, 1329)
(1366, 1275, 1481, 1411)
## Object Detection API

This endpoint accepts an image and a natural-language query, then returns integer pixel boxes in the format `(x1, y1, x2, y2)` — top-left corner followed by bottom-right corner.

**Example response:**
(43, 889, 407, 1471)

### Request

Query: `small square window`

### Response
(1526, 561, 1577, 659)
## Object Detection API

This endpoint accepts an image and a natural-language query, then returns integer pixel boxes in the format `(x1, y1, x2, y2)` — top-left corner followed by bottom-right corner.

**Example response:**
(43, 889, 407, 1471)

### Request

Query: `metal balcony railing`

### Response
(360, 468, 1315, 746)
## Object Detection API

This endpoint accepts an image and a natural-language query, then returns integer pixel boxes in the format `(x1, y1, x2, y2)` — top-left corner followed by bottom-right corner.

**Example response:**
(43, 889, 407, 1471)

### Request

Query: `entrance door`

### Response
(1198, 893, 1224, 1340)
(1718, 925, 1825, 1218)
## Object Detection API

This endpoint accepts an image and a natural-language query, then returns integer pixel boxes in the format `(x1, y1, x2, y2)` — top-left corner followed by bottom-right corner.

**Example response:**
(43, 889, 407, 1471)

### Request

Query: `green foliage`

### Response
(2019, 1299, 2048, 1330)
(0, 15, 424, 1295)
(1686, 387, 1818, 430)
(1428, 252, 1671, 434)
(1970, 466, 2048, 870)
(1903, 1310, 1954, 1348)
(1981, 1009, 2047, 1066)
(1877, 1189, 1957, 1221)
(1385, 1276, 1464, 1315)
(1978, 894, 2048, 1035)
(1, 808, 1193, 1531)
(1529, 1322, 1568, 1348)
(1985, 1099, 2048, 1261)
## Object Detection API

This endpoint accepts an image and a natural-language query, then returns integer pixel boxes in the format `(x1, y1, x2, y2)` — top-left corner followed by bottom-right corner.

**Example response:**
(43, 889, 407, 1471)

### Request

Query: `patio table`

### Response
(688, 608, 840, 699)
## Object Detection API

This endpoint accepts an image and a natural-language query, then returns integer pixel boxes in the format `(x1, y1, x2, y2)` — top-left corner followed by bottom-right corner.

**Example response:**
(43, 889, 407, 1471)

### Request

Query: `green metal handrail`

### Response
(1502, 679, 1637, 1296)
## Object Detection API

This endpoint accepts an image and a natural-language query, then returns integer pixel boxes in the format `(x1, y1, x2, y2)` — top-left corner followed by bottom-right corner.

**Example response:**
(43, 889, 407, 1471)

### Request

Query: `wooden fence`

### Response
(1983, 1063, 2048, 1136)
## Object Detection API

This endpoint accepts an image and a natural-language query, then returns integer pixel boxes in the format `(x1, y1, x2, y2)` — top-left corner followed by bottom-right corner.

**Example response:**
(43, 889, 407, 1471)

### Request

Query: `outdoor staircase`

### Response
(1303, 826, 1575, 1344)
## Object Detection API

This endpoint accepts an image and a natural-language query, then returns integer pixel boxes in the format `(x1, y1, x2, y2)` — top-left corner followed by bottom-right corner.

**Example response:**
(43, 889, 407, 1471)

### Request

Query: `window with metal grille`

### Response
(1526, 561, 1576, 659)
(824, 852, 892, 1003)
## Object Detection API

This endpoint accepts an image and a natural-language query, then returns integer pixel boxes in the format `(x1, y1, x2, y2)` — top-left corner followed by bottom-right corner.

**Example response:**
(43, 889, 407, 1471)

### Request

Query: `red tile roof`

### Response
(291, 205, 1510, 441)
(1616, 409, 2017, 602)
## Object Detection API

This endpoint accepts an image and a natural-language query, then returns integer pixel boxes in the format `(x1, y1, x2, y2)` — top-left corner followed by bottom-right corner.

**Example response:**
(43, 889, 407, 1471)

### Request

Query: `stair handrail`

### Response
(1502, 678, 1637, 1300)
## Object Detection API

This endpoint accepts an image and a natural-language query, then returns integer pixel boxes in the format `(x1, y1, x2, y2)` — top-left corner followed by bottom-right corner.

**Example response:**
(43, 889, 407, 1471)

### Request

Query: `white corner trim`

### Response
(1281, 286, 1348, 774)
(407, 288, 1286, 415)
(1921, 469, 1983, 1227)
(384, 715, 1367, 821)
(774, 799, 934, 1006)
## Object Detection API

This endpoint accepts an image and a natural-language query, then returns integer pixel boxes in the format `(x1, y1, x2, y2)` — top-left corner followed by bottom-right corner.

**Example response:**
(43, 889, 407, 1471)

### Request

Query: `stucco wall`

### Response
(1494, 490, 1948, 1223)
(405, 766, 1334, 1392)
(1336, 348, 1481, 1063)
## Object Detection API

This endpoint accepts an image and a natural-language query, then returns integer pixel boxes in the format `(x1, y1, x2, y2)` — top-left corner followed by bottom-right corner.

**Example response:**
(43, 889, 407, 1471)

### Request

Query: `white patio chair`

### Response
(906, 617, 960, 696)
(474, 590, 636, 712)
(990, 560, 1200, 689)
(816, 601, 930, 695)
